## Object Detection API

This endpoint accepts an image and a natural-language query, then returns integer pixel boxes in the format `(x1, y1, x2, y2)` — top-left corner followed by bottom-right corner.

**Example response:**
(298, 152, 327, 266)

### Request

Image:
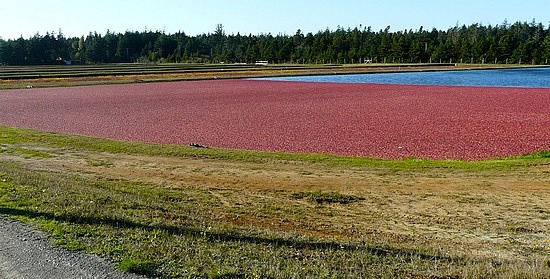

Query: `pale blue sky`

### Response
(1, 0, 549, 40)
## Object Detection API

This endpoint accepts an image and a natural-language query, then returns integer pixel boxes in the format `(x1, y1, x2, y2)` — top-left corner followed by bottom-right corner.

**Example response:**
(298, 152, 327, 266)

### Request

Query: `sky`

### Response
(1, 0, 549, 40)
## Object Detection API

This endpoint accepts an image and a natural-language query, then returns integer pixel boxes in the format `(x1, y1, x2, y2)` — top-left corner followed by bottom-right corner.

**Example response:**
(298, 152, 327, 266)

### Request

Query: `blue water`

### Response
(259, 67, 550, 88)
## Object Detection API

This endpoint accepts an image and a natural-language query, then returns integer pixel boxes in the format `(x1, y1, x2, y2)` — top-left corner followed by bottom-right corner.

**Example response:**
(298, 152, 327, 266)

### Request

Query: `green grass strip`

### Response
(1, 125, 548, 171)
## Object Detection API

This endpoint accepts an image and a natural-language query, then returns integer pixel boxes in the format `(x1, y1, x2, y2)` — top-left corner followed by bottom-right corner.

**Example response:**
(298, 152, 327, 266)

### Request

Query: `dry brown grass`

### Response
(8, 142, 549, 269)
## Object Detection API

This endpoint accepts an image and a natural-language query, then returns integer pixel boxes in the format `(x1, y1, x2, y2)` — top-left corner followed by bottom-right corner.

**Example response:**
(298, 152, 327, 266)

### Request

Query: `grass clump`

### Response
(119, 258, 159, 276)
(291, 191, 365, 204)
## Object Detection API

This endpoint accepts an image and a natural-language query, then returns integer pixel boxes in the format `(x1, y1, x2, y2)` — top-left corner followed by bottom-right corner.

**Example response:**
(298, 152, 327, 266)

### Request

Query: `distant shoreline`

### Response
(0, 63, 546, 90)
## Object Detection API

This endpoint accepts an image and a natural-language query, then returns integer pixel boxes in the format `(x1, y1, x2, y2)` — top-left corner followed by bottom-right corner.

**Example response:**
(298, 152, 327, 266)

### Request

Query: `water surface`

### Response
(259, 67, 550, 88)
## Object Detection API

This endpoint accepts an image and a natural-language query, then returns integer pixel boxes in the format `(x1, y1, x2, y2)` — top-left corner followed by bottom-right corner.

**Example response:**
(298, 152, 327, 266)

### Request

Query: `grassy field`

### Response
(0, 125, 549, 278)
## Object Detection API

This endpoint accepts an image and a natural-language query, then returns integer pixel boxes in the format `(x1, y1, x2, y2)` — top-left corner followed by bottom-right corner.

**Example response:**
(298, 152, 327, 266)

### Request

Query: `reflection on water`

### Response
(259, 67, 550, 88)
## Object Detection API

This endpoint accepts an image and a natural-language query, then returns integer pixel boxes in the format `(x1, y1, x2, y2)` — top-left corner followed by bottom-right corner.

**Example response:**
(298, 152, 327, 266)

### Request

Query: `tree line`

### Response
(2, 20, 550, 65)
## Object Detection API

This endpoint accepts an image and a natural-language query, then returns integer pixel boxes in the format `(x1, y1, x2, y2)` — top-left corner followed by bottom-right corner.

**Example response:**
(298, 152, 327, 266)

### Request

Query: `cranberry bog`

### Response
(0, 79, 548, 160)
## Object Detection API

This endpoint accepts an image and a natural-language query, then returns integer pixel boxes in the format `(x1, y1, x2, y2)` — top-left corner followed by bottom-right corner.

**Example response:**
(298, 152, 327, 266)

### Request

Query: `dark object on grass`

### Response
(189, 142, 208, 148)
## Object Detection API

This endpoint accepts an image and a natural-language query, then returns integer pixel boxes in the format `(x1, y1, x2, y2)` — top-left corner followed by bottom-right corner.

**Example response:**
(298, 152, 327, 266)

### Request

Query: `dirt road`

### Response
(0, 216, 145, 279)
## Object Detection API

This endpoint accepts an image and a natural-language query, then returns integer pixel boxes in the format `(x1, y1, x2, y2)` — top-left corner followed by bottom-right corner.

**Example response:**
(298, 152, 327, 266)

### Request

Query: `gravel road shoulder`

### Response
(0, 215, 146, 279)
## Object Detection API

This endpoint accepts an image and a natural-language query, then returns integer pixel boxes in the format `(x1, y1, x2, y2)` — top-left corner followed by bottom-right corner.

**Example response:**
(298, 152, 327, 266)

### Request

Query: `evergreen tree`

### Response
(1, 21, 550, 66)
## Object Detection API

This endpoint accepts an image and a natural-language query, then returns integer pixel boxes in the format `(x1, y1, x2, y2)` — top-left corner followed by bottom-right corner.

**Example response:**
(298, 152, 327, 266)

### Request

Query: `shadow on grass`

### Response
(0, 206, 457, 263)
